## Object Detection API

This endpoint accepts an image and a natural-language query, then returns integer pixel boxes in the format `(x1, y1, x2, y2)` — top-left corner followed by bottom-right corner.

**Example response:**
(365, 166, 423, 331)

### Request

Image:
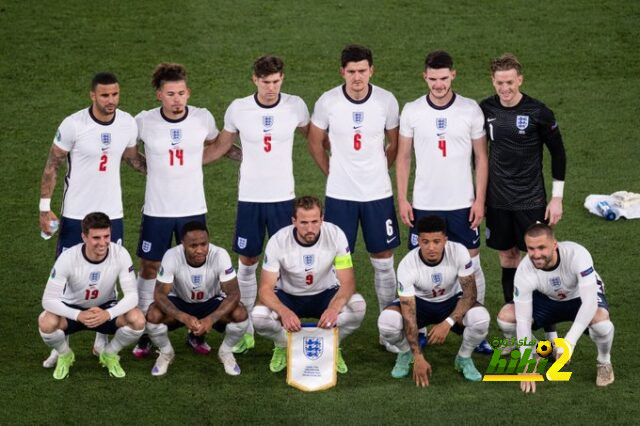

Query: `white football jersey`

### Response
(262, 222, 351, 296)
(157, 243, 236, 303)
(225, 93, 309, 202)
(514, 241, 601, 303)
(311, 84, 399, 202)
(397, 241, 474, 302)
(53, 108, 137, 219)
(136, 106, 219, 217)
(399, 93, 486, 210)
(42, 242, 137, 320)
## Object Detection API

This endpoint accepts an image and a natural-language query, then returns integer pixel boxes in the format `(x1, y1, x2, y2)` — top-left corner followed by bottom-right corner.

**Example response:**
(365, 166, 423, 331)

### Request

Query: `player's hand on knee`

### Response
(413, 354, 431, 388)
(398, 199, 414, 227)
(427, 321, 451, 345)
(279, 309, 301, 332)
(318, 308, 338, 328)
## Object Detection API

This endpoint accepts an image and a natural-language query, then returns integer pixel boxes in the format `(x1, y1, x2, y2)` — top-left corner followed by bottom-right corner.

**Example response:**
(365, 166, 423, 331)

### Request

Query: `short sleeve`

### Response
(217, 248, 237, 283)
(396, 256, 417, 297)
(53, 116, 77, 152)
(126, 116, 138, 148)
(134, 111, 145, 140)
(262, 238, 281, 273)
(385, 93, 400, 130)
(204, 109, 220, 141)
(311, 95, 329, 130)
(295, 97, 310, 127)
(399, 104, 414, 138)
(470, 102, 486, 140)
(333, 227, 352, 270)
(455, 244, 474, 278)
(223, 101, 238, 133)
(156, 250, 176, 284)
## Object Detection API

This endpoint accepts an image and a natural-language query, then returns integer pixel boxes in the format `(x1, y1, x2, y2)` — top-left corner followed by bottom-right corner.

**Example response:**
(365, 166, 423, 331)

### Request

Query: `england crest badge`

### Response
(89, 271, 101, 283)
(191, 274, 202, 287)
(436, 117, 447, 130)
(303, 337, 323, 360)
(237, 237, 247, 250)
(170, 128, 182, 145)
(141, 240, 152, 253)
(516, 115, 529, 131)
(303, 254, 314, 269)
(262, 115, 274, 130)
(101, 133, 111, 150)
(352, 111, 364, 125)
(431, 273, 443, 284)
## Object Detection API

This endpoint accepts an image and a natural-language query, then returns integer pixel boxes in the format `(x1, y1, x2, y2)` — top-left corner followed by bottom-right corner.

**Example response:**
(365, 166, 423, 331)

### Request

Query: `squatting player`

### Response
(308, 45, 400, 338)
(378, 216, 490, 386)
(145, 222, 248, 376)
(203, 55, 310, 354)
(134, 63, 221, 356)
(38, 212, 145, 379)
(480, 53, 567, 304)
(251, 196, 366, 374)
(38, 72, 145, 367)
(496, 223, 614, 392)
(395, 50, 491, 353)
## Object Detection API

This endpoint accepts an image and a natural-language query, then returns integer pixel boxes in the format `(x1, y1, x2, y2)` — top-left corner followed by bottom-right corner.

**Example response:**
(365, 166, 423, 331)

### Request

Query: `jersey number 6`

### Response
(353, 133, 362, 151)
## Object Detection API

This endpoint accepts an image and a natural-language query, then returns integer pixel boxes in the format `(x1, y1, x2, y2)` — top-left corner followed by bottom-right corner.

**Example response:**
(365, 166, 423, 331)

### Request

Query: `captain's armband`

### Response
(334, 254, 353, 270)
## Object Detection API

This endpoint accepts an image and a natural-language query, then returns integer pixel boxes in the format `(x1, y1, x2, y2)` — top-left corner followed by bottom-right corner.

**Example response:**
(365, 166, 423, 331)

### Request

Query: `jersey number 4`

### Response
(438, 138, 447, 157)
(169, 149, 184, 166)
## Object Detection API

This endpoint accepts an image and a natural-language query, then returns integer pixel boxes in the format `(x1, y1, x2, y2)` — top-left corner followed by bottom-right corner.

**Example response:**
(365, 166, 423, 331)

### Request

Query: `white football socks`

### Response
(337, 294, 366, 341)
(370, 256, 397, 312)
(104, 326, 144, 355)
(252, 305, 287, 347)
(377, 309, 410, 353)
(459, 306, 490, 358)
(589, 320, 614, 364)
(137, 276, 156, 314)
(221, 319, 250, 354)
(39, 329, 70, 355)
(471, 255, 486, 304)
(237, 262, 258, 336)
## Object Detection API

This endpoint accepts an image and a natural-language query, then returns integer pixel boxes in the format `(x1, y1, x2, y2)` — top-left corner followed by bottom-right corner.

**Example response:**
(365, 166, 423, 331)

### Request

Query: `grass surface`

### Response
(1, 0, 639, 424)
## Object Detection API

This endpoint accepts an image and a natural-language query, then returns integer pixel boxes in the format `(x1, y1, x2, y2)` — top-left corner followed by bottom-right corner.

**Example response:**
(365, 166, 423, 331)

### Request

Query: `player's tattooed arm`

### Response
(450, 274, 477, 323)
(40, 144, 68, 199)
(122, 146, 147, 174)
(205, 278, 241, 327)
(399, 296, 421, 355)
(154, 282, 186, 321)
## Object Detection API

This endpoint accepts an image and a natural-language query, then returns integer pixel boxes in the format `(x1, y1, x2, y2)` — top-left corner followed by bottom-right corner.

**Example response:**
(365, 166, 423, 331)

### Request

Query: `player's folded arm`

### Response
(564, 277, 599, 349)
(106, 273, 138, 320)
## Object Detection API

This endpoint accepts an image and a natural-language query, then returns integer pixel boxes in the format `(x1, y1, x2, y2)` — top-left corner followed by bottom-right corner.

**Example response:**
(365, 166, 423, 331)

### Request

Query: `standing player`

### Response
(202, 55, 310, 354)
(480, 53, 566, 304)
(251, 196, 366, 374)
(38, 212, 145, 379)
(496, 223, 614, 392)
(133, 63, 220, 357)
(145, 222, 248, 376)
(38, 72, 145, 367)
(395, 51, 491, 353)
(378, 216, 490, 386)
(308, 44, 400, 330)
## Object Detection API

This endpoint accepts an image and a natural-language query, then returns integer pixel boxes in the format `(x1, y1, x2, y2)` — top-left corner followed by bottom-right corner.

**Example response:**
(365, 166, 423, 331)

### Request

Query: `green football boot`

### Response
(232, 333, 256, 354)
(53, 350, 75, 380)
(391, 351, 413, 379)
(336, 348, 348, 374)
(269, 346, 287, 373)
(99, 352, 126, 378)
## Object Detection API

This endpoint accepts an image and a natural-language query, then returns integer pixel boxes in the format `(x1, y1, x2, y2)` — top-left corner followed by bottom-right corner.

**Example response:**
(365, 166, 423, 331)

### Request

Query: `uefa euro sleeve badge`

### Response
(287, 325, 338, 392)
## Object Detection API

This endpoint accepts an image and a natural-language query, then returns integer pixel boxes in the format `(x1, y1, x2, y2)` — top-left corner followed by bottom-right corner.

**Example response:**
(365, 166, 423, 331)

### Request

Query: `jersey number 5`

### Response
(264, 135, 272, 153)
(169, 148, 184, 166)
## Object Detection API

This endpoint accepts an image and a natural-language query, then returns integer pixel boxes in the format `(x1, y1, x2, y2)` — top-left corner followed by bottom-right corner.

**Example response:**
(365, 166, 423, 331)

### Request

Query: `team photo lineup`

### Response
(36, 43, 617, 393)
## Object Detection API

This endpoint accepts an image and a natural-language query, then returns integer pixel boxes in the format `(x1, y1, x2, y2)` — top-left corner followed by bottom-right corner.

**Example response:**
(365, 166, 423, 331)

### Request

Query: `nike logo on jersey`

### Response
(353, 125, 362, 130)
(304, 267, 313, 272)
(487, 118, 497, 122)
(171, 140, 181, 146)
(386, 236, 397, 244)
(437, 132, 446, 137)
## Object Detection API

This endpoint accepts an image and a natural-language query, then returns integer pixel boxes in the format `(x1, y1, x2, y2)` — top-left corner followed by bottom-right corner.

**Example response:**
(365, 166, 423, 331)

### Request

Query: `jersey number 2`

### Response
(99, 154, 108, 171)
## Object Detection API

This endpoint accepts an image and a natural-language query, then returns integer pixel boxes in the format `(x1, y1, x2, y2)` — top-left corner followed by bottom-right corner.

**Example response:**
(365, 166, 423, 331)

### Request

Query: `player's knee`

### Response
(589, 319, 614, 337)
(377, 308, 403, 335)
(346, 293, 366, 314)
(251, 305, 275, 330)
(38, 311, 60, 333)
(498, 248, 520, 268)
(239, 255, 259, 266)
(465, 306, 490, 331)
(232, 304, 249, 322)
(590, 307, 610, 324)
(139, 259, 160, 279)
(127, 308, 146, 331)
(146, 304, 164, 324)
(497, 303, 515, 322)
(370, 255, 394, 270)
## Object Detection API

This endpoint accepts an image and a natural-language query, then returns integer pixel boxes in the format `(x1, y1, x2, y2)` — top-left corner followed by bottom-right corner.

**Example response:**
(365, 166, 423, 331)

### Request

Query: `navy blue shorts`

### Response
(531, 282, 609, 330)
(408, 208, 480, 250)
(57, 217, 124, 258)
(391, 293, 464, 334)
(275, 287, 339, 319)
(233, 199, 293, 257)
(167, 295, 227, 332)
(64, 300, 120, 335)
(137, 214, 207, 261)
(324, 196, 400, 254)
(485, 206, 546, 251)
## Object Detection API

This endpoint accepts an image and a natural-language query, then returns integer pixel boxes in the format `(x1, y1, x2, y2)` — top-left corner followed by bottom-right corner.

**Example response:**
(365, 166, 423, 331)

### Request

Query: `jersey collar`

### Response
(81, 244, 109, 265)
(342, 84, 373, 104)
(253, 93, 281, 109)
(160, 106, 189, 123)
(426, 92, 456, 110)
(292, 228, 321, 247)
(88, 106, 116, 126)
(418, 248, 445, 267)
(540, 248, 561, 272)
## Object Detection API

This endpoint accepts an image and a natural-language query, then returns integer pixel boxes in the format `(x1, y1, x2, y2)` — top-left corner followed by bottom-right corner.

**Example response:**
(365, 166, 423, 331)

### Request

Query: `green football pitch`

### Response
(1, 1, 639, 423)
